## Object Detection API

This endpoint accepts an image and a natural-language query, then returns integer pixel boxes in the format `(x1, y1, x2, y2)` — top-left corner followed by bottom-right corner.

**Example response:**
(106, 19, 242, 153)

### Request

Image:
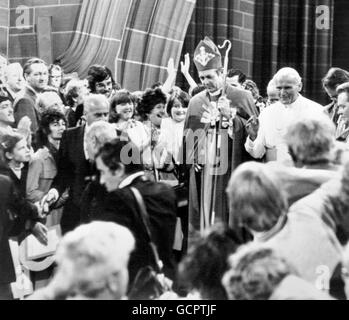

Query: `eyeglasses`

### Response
(93, 112, 109, 118)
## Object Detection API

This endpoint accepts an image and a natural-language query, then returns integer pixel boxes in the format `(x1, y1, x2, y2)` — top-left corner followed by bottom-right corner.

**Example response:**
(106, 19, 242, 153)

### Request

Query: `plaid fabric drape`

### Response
(57, 0, 132, 78)
(115, 0, 196, 91)
(253, 0, 334, 104)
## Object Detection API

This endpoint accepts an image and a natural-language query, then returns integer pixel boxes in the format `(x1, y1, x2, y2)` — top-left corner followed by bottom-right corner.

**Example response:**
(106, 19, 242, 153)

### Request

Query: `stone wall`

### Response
(0, 0, 9, 56)
(8, 0, 82, 65)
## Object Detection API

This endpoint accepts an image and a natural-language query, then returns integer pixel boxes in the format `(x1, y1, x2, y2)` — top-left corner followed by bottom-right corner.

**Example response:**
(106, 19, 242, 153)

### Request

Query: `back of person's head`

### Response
(51, 222, 135, 300)
(323, 68, 349, 91)
(86, 121, 117, 160)
(285, 113, 336, 166)
(227, 162, 288, 233)
(178, 223, 242, 300)
(96, 139, 144, 175)
(222, 244, 297, 300)
(227, 69, 247, 85)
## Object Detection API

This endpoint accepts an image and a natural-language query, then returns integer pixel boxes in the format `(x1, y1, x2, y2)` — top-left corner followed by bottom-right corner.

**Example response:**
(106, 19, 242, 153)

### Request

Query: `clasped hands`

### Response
(32, 189, 59, 245)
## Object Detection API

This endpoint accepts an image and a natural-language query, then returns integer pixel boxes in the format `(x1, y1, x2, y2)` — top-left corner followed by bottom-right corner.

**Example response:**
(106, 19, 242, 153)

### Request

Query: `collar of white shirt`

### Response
(118, 172, 145, 189)
(83, 124, 90, 160)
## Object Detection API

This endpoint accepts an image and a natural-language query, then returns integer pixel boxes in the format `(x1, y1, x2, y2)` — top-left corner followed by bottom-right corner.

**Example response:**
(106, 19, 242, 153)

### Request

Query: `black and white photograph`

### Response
(0, 0, 348, 307)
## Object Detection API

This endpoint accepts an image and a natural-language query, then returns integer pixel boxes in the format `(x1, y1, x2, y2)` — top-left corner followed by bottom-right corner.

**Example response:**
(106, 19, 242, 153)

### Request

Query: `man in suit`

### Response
(45, 94, 109, 234)
(93, 140, 177, 287)
(13, 58, 48, 134)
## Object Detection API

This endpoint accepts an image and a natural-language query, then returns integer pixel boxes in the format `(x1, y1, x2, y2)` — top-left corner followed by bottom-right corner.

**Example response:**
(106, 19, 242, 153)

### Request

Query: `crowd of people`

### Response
(1, 35, 349, 300)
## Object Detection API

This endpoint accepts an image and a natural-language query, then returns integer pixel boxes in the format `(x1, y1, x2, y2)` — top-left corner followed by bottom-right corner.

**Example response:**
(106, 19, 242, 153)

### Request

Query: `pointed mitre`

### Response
(193, 36, 223, 72)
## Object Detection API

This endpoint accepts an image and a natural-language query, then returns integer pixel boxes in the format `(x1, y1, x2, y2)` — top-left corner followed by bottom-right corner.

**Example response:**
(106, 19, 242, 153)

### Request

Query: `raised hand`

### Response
(180, 53, 190, 76)
(246, 116, 260, 141)
(167, 58, 176, 77)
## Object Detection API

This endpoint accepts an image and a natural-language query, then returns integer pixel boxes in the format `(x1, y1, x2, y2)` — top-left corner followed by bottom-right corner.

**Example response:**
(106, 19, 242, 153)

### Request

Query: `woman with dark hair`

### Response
(137, 88, 167, 180)
(26, 109, 66, 289)
(109, 90, 147, 149)
(157, 89, 190, 167)
(177, 224, 242, 300)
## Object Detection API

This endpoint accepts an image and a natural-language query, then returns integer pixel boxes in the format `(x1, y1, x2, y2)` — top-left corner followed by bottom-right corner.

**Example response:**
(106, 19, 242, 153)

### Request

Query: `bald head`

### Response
(273, 68, 303, 105)
(84, 94, 110, 125)
(4, 63, 25, 93)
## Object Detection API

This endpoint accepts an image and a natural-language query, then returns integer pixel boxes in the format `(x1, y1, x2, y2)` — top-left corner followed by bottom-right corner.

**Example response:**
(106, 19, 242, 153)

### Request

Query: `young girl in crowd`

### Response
(109, 90, 148, 149)
(0, 133, 42, 299)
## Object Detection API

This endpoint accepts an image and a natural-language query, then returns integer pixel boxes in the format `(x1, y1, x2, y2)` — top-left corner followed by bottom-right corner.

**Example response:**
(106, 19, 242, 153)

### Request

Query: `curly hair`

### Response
(36, 109, 66, 148)
(177, 224, 242, 300)
(137, 88, 167, 121)
(222, 244, 298, 300)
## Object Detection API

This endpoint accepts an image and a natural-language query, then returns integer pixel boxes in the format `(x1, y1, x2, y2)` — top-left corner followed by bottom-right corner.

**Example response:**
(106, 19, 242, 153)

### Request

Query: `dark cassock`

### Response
(182, 37, 258, 242)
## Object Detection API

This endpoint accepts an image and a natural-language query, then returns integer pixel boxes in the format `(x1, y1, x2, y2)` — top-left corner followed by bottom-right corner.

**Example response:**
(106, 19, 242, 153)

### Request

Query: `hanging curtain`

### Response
(56, 0, 132, 78)
(253, 0, 334, 104)
(115, 0, 196, 91)
(177, 0, 235, 91)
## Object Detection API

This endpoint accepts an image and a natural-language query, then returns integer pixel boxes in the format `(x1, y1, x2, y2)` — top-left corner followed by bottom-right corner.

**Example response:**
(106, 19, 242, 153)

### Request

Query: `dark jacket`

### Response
(0, 166, 39, 285)
(53, 125, 94, 233)
(13, 86, 40, 133)
(81, 175, 177, 286)
(0, 175, 16, 285)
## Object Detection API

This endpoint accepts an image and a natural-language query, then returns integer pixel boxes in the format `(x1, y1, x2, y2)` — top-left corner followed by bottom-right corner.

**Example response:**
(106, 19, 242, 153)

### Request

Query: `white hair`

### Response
(4, 63, 23, 78)
(84, 94, 109, 114)
(54, 222, 135, 298)
(64, 79, 86, 94)
(86, 120, 117, 146)
(273, 67, 302, 85)
(267, 79, 277, 93)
